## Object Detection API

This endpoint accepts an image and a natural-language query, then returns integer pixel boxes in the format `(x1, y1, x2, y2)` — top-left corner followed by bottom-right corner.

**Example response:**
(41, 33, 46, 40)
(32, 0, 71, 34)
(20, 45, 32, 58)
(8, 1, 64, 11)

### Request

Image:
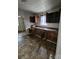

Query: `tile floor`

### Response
(18, 32, 56, 59)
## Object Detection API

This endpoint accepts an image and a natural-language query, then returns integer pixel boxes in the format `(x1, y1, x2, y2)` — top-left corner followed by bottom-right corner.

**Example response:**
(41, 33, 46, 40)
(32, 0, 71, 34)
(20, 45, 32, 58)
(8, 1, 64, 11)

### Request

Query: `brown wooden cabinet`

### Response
(31, 26, 58, 44)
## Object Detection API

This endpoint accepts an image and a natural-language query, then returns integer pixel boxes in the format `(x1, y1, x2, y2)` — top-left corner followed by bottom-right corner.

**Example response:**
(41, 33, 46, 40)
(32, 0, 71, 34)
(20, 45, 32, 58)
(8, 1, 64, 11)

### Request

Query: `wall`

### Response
(18, 8, 60, 29)
(46, 23, 59, 28)
(18, 9, 35, 30)
(37, 22, 59, 28)
(36, 9, 60, 28)
(55, 22, 61, 59)
(36, 15, 59, 28)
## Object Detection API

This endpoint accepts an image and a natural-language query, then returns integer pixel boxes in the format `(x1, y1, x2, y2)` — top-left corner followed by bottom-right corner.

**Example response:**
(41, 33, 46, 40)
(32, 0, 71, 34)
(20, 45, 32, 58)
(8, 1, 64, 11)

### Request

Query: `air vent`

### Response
(21, 0, 27, 2)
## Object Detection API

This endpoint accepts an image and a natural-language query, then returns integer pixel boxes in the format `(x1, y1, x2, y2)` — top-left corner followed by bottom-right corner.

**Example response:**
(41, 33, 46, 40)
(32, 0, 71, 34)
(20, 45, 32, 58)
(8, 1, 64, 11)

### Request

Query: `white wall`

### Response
(18, 9, 34, 30)
(55, 22, 61, 59)
(47, 23, 59, 28)
(37, 23, 59, 28)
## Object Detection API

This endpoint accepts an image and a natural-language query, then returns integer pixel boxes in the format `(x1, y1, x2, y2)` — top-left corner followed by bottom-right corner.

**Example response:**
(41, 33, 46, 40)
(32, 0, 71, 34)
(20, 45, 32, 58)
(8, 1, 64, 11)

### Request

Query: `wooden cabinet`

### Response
(31, 26, 58, 44)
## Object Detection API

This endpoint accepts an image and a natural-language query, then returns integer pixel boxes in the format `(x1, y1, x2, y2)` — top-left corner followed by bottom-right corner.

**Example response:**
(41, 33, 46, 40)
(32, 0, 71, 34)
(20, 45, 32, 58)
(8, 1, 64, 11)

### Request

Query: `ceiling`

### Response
(18, 0, 61, 13)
